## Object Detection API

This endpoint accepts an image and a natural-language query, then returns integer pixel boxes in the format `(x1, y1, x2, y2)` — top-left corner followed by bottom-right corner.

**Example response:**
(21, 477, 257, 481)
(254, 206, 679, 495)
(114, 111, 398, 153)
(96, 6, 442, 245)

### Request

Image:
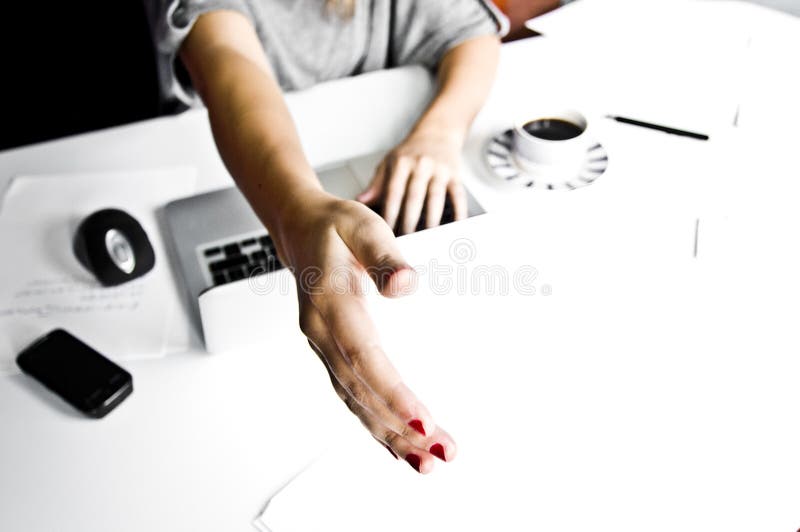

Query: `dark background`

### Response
(0, 1, 160, 151)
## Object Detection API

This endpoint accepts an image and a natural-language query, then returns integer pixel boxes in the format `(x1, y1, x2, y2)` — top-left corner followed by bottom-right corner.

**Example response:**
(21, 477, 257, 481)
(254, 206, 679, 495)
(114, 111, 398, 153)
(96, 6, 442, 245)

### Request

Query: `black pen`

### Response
(605, 115, 710, 141)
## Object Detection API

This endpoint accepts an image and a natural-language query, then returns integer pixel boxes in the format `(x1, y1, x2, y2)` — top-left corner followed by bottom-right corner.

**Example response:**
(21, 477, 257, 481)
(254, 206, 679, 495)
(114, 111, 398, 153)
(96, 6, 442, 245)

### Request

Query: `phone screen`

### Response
(16, 329, 133, 417)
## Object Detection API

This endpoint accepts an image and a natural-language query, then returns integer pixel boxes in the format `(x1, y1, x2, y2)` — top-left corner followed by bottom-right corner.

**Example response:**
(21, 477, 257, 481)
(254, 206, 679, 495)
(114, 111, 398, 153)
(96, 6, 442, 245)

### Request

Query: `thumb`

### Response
(343, 210, 417, 298)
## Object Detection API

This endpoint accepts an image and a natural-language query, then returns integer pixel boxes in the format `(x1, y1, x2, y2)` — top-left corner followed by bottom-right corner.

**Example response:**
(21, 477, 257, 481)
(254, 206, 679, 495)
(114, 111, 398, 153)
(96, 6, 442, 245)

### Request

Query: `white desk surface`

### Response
(2, 2, 799, 531)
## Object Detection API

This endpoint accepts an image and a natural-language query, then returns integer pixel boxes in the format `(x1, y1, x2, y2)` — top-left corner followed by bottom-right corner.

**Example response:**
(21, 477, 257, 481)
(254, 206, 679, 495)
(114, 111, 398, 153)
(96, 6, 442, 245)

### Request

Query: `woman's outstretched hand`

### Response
(273, 190, 457, 473)
(180, 11, 497, 474)
(357, 128, 467, 235)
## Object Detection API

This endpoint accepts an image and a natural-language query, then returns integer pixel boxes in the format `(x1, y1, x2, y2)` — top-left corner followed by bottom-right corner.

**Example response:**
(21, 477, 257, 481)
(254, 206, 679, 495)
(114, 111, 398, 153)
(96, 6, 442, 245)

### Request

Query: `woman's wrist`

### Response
(264, 184, 339, 257)
(408, 117, 467, 150)
(268, 185, 328, 236)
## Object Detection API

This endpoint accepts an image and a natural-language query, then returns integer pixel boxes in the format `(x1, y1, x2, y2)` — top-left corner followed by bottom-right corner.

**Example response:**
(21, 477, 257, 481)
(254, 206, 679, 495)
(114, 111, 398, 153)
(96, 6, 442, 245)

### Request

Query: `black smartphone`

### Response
(16, 329, 133, 418)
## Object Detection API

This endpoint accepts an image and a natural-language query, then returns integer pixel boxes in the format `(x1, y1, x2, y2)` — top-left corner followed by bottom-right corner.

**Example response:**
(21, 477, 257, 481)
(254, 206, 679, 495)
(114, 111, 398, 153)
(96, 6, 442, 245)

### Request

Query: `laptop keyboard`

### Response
(202, 234, 284, 286)
(201, 198, 457, 288)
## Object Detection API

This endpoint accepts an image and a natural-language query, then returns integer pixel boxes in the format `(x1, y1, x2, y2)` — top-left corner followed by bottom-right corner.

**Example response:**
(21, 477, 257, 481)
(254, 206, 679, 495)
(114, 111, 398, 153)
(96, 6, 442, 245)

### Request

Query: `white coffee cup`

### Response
(513, 109, 591, 170)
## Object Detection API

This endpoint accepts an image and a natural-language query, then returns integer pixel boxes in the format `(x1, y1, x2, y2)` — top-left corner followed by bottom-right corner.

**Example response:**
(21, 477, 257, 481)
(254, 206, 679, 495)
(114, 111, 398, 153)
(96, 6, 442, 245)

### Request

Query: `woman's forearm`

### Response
(410, 35, 501, 143)
(180, 11, 323, 237)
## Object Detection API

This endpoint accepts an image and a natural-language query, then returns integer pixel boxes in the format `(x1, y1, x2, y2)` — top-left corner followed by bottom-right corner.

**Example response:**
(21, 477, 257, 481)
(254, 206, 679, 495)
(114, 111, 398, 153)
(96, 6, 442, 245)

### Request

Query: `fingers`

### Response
(356, 159, 386, 205)
(312, 286, 438, 431)
(321, 352, 456, 473)
(367, 152, 464, 233)
(327, 373, 438, 474)
(424, 172, 449, 229)
(301, 299, 456, 472)
(382, 156, 413, 231)
(400, 156, 435, 235)
(448, 179, 468, 221)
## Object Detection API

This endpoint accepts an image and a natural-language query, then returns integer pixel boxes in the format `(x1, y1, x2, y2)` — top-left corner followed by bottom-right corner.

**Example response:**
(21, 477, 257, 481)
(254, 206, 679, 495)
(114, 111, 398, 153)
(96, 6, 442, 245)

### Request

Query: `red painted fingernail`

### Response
(383, 444, 398, 459)
(405, 453, 421, 472)
(430, 443, 446, 461)
(408, 419, 426, 436)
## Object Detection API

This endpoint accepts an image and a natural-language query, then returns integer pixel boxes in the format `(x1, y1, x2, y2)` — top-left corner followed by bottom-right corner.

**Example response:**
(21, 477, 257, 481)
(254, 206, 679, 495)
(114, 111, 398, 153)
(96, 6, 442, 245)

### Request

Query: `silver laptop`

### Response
(163, 152, 485, 336)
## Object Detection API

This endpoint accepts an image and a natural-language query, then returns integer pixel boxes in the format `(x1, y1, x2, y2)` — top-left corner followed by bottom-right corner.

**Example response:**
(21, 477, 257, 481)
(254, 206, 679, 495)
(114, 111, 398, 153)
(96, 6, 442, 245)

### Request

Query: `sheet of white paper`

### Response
(733, 10, 800, 132)
(692, 126, 800, 259)
(529, 0, 800, 133)
(0, 168, 197, 375)
(524, 0, 752, 134)
(527, 0, 748, 40)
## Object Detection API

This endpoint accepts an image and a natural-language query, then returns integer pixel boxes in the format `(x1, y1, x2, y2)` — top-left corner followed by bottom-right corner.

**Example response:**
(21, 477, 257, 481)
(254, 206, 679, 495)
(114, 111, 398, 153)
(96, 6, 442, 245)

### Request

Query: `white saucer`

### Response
(484, 129, 609, 190)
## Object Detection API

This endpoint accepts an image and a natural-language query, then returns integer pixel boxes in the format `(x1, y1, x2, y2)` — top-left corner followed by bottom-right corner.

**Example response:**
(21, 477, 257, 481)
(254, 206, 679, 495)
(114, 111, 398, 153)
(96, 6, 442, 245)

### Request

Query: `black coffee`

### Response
(523, 118, 584, 141)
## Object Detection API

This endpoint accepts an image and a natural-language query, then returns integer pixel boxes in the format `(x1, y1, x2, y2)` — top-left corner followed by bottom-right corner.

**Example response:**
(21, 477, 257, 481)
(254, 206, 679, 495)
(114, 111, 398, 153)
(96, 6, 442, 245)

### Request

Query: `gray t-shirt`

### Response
(145, 0, 505, 110)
